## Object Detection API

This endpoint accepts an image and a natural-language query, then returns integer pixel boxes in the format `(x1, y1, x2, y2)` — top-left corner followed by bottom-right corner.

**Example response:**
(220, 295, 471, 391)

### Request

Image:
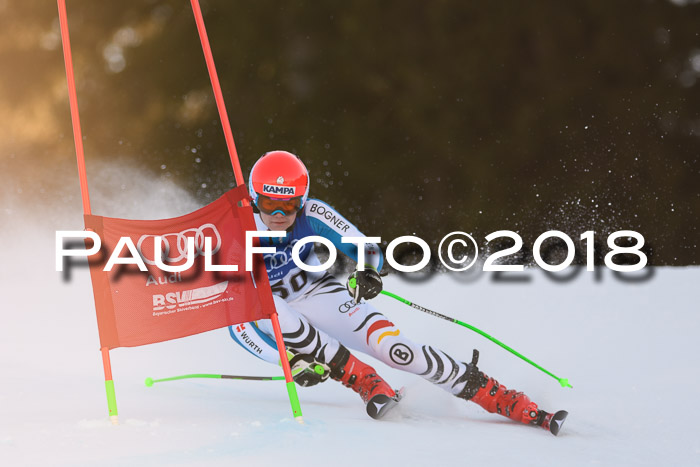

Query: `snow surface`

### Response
(1, 172, 699, 466)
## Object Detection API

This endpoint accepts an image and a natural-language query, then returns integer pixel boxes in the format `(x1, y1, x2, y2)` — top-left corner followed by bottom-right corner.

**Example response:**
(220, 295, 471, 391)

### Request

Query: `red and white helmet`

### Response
(248, 150, 310, 213)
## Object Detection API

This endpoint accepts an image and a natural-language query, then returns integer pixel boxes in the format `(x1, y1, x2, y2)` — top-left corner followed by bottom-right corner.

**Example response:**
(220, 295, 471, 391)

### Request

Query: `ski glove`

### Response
(346, 267, 383, 302)
(289, 353, 330, 387)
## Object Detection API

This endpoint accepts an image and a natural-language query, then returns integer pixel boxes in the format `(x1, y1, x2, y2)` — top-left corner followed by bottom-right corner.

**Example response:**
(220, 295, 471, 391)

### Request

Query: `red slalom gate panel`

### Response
(84, 186, 275, 349)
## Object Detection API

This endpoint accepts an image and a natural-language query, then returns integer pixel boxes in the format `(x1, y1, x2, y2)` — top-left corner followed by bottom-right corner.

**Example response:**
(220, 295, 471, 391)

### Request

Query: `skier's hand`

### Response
(346, 267, 383, 302)
(289, 353, 330, 387)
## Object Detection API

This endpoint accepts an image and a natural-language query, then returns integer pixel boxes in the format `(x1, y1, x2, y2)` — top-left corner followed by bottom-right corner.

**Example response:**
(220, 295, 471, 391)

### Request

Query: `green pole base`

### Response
(285, 380, 303, 422)
(105, 379, 118, 420)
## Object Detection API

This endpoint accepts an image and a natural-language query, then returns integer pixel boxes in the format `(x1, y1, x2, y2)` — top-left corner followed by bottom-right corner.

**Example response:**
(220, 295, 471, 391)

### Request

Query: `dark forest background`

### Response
(2, 0, 699, 265)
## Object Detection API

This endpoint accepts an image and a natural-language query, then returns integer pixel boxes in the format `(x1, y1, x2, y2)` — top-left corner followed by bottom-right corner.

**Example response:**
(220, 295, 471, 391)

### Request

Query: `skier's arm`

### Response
(304, 199, 384, 300)
(304, 199, 384, 271)
(229, 322, 329, 387)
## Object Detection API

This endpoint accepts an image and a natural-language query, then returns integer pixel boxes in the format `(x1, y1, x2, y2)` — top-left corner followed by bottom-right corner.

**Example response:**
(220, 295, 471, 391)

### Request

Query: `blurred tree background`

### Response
(1, 0, 699, 264)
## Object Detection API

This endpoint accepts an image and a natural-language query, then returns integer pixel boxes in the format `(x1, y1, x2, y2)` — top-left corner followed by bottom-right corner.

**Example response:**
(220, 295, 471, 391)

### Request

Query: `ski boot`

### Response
(328, 345, 402, 419)
(457, 350, 568, 436)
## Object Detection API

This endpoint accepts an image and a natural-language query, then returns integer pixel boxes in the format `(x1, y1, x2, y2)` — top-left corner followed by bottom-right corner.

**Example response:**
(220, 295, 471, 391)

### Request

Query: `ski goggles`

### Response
(255, 194, 302, 216)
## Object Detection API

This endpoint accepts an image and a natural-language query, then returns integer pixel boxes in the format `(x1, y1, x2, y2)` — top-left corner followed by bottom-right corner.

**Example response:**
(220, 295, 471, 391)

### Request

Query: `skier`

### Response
(231, 150, 567, 434)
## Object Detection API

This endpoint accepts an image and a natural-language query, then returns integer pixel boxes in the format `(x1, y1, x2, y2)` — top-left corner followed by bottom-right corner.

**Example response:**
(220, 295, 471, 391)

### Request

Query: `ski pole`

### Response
(145, 373, 285, 387)
(144, 362, 328, 387)
(379, 289, 573, 388)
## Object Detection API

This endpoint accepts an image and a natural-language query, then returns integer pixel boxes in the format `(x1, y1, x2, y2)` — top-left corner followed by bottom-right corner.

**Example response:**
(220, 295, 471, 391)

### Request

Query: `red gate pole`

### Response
(189, 0, 303, 423)
(57, 0, 119, 425)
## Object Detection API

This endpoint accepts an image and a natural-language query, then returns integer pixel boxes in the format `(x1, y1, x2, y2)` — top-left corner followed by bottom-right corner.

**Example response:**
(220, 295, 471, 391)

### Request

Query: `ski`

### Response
(546, 410, 568, 436)
(366, 387, 404, 420)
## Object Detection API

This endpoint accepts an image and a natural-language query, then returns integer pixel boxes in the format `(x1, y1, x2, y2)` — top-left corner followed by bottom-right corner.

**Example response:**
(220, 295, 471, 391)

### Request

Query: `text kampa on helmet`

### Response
(248, 150, 310, 216)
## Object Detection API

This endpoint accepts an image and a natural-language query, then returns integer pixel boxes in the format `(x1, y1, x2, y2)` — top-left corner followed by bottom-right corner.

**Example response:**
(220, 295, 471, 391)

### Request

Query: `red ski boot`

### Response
(457, 350, 567, 435)
(469, 376, 542, 424)
(328, 345, 401, 419)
